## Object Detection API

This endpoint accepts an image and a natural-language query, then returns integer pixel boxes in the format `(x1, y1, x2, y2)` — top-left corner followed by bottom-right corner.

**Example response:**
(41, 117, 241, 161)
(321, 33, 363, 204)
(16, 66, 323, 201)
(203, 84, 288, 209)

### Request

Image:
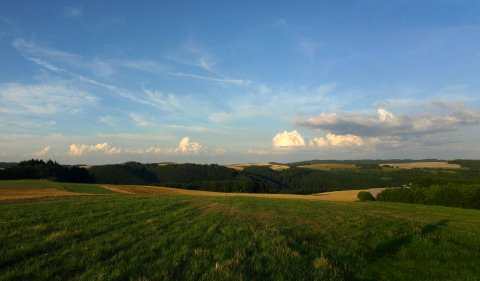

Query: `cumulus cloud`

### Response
(68, 137, 205, 157)
(297, 102, 480, 138)
(272, 130, 305, 149)
(377, 108, 394, 122)
(172, 137, 202, 154)
(309, 137, 329, 147)
(325, 133, 365, 147)
(309, 133, 365, 148)
(32, 146, 51, 157)
(69, 142, 122, 156)
(134, 137, 204, 155)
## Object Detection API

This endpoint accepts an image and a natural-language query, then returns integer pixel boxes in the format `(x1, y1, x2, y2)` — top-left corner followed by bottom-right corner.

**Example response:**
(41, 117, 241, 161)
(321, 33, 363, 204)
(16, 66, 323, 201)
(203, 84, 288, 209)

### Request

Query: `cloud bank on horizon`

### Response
(1, 1, 480, 164)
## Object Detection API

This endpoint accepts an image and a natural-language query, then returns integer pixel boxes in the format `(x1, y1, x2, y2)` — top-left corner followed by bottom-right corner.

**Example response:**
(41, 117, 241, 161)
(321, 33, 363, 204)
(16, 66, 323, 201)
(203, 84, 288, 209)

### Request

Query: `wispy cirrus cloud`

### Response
(13, 38, 114, 77)
(0, 81, 97, 115)
(64, 6, 84, 19)
(163, 40, 216, 71)
(169, 72, 251, 87)
(297, 38, 322, 58)
(129, 112, 151, 127)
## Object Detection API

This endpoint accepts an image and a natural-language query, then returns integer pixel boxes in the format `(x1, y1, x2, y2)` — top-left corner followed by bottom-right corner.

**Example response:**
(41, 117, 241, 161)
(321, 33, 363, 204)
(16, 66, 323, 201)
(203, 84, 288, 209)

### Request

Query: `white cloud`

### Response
(144, 89, 182, 110)
(13, 38, 78, 60)
(209, 112, 232, 122)
(309, 133, 365, 148)
(272, 130, 305, 149)
(14, 39, 114, 78)
(297, 102, 480, 138)
(129, 113, 150, 127)
(164, 41, 216, 71)
(99, 116, 119, 127)
(378, 108, 394, 122)
(169, 72, 251, 87)
(32, 146, 51, 157)
(247, 149, 269, 155)
(69, 142, 122, 156)
(309, 137, 329, 147)
(0, 81, 97, 115)
(258, 84, 271, 95)
(128, 137, 204, 155)
(325, 133, 365, 147)
(91, 58, 114, 77)
(25, 57, 64, 72)
(173, 137, 202, 154)
(212, 148, 226, 155)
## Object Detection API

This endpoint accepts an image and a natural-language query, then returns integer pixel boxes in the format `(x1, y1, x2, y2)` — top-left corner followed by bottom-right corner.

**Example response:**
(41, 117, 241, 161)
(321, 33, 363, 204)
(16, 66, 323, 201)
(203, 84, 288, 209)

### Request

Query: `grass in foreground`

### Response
(1, 195, 479, 281)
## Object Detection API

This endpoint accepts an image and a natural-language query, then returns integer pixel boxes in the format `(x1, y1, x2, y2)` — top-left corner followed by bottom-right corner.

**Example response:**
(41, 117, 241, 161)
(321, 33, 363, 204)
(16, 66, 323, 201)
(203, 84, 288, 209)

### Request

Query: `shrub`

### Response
(357, 191, 375, 201)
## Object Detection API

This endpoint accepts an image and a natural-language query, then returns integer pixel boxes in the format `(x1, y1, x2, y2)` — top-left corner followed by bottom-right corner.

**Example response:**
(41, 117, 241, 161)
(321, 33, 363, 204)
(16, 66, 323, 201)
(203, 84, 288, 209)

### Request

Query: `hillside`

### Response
(1, 188, 479, 280)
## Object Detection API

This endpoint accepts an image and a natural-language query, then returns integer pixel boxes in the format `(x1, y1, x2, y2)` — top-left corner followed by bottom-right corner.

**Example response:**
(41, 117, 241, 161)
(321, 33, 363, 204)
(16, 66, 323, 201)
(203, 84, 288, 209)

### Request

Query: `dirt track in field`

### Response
(103, 185, 386, 202)
(0, 188, 92, 201)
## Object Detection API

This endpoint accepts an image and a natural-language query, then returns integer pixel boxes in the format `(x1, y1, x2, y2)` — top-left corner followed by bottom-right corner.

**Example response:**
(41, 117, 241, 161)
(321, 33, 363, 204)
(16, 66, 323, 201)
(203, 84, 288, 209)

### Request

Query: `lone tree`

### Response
(357, 191, 375, 201)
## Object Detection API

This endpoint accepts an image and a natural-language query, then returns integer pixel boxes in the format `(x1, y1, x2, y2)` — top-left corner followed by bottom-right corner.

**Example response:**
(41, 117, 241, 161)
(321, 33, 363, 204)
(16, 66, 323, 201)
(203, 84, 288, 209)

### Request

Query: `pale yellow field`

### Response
(226, 163, 290, 171)
(103, 185, 384, 202)
(299, 163, 358, 170)
(379, 161, 462, 169)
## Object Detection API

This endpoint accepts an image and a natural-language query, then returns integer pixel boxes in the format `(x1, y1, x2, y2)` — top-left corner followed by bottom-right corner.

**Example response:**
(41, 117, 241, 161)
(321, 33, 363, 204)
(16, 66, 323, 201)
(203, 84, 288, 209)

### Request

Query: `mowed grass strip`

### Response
(1, 196, 479, 281)
(0, 180, 116, 195)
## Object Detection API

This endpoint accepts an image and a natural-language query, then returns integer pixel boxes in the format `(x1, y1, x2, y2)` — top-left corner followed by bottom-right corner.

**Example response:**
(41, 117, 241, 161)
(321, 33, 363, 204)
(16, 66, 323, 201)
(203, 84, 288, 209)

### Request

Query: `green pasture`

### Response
(1, 193, 479, 280)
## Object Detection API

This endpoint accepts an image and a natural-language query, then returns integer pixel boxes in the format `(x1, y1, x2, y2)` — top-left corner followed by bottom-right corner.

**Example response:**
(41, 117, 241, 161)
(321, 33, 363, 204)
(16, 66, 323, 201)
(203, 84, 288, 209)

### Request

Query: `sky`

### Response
(1, 1, 480, 164)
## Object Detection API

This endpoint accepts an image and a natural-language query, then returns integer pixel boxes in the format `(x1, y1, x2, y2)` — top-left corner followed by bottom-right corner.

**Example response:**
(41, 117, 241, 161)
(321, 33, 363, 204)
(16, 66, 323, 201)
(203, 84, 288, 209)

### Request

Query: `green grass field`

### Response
(0, 180, 116, 194)
(1, 188, 480, 281)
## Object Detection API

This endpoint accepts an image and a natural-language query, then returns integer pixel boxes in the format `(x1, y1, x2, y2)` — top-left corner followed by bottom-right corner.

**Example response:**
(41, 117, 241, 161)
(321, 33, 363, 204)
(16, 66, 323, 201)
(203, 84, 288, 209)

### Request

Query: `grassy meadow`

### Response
(1, 181, 480, 281)
(0, 180, 116, 194)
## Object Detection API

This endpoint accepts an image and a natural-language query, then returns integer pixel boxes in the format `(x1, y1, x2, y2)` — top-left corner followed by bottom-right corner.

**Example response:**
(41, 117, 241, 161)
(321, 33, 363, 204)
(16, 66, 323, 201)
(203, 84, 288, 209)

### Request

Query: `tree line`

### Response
(3, 159, 480, 209)
(0, 159, 91, 182)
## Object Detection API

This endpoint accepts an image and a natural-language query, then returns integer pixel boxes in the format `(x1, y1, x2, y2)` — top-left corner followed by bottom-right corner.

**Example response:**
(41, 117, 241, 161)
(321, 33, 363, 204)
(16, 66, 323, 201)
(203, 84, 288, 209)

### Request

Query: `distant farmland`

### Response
(225, 163, 290, 171)
(299, 163, 358, 170)
(379, 161, 462, 169)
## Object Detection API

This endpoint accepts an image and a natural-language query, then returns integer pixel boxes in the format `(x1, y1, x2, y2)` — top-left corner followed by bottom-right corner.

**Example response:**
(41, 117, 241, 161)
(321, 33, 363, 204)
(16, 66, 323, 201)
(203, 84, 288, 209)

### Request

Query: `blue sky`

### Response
(1, 1, 480, 164)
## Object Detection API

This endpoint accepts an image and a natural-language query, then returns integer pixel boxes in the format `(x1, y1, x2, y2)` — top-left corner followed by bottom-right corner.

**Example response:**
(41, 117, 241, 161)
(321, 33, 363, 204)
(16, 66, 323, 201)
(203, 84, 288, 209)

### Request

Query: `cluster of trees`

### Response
(0, 159, 92, 182)
(377, 184, 480, 210)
